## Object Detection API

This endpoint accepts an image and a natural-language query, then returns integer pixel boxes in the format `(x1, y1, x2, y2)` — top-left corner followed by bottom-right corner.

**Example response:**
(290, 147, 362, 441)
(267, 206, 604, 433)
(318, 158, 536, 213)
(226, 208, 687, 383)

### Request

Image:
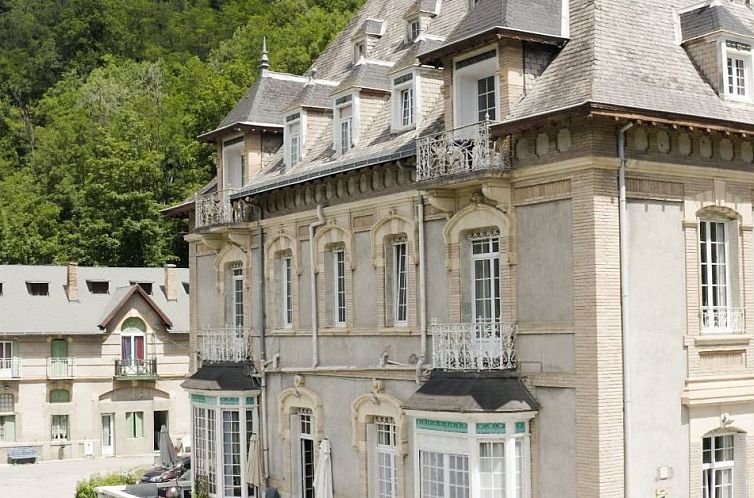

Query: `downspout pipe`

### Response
(618, 122, 633, 498)
(417, 195, 428, 382)
(310, 205, 326, 368)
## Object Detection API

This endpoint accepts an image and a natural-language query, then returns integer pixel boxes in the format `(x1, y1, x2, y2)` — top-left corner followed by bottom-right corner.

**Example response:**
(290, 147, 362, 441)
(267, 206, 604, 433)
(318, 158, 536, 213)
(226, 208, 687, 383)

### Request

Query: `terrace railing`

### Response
(431, 320, 516, 370)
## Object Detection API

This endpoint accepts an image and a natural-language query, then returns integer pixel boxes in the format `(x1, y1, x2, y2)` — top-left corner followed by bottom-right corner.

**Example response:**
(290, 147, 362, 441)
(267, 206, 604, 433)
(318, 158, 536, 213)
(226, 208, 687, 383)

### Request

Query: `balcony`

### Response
(47, 357, 74, 379)
(195, 189, 239, 229)
(416, 121, 510, 182)
(701, 306, 745, 334)
(0, 357, 20, 379)
(114, 358, 157, 380)
(199, 327, 253, 364)
(431, 320, 517, 370)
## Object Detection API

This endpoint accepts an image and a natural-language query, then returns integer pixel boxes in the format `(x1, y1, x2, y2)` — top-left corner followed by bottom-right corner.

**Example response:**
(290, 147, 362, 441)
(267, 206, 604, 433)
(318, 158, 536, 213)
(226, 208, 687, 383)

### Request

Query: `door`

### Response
(154, 410, 168, 451)
(102, 414, 114, 457)
(51, 339, 69, 377)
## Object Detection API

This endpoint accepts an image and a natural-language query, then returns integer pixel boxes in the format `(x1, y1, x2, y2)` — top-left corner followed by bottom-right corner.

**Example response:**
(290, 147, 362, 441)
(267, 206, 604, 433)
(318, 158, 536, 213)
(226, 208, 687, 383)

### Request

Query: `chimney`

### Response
(66, 262, 79, 302)
(164, 264, 177, 301)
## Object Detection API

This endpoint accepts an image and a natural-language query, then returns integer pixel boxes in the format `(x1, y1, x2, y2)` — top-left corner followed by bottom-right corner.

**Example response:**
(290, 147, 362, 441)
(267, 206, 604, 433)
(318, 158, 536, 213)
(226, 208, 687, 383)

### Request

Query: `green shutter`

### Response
(1, 416, 15, 442)
(50, 389, 70, 403)
(126, 412, 134, 437)
(51, 340, 68, 358)
(136, 412, 143, 437)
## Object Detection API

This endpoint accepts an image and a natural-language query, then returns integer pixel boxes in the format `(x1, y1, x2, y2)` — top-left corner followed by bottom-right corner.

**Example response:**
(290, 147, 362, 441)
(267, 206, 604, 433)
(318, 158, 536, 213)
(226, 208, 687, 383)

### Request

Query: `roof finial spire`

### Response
(259, 36, 270, 75)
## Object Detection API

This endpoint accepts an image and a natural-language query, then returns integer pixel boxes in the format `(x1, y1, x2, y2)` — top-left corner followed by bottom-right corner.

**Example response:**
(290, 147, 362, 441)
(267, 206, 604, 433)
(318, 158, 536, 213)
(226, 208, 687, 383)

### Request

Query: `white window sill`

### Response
(692, 334, 751, 347)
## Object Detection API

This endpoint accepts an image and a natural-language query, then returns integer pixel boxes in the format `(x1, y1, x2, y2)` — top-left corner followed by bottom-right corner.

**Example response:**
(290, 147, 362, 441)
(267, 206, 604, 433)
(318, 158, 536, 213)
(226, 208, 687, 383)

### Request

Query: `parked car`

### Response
(141, 455, 191, 483)
(158, 469, 191, 498)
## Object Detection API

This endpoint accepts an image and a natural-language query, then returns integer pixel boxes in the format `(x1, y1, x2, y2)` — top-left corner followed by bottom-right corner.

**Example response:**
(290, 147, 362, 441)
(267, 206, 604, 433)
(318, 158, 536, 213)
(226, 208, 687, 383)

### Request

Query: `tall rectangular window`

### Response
(401, 87, 415, 127)
(471, 234, 501, 322)
(290, 122, 301, 166)
(700, 221, 730, 331)
(0, 341, 12, 371)
(375, 417, 397, 498)
(394, 241, 408, 325)
(207, 409, 217, 494)
(727, 56, 748, 96)
(126, 411, 143, 438)
(299, 410, 315, 498)
(477, 76, 496, 121)
(420, 451, 470, 498)
(340, 105, 353, 155)
(410, 19, 421, 41)
(479, 442, 505, 498)
(703, 434, 734, 498)
(222, 410, 242, 497)
(232, 266, 244, 328)
(51, 414, 69, 441)
(283, 256, 293, 328)
(0, 415, 15, 442)
(334, 248, 346, 326)
(193, 407, 208, 482)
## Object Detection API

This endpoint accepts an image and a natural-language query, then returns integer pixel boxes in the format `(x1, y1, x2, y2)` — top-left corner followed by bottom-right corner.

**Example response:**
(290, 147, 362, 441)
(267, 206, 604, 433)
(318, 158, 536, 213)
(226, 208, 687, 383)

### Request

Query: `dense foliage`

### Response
(0, 0, 360, 266)
(74, 471, 139, 498)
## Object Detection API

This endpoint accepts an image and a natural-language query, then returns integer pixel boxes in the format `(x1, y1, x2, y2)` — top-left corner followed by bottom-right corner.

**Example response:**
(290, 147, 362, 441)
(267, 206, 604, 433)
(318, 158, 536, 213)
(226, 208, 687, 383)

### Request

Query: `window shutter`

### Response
(324, 252, 334, 327)
(728, 221, 741, 308)
(136, 412, 143, 438)
(385, 245, 395, 327)
(735, 432, 748, 498)
(4, 416, 15, 442)
(460, 239, 472, 322)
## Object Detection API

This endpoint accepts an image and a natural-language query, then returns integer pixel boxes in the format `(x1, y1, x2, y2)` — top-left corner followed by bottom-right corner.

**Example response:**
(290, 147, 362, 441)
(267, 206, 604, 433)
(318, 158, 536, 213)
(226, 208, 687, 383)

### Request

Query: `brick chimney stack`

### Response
(66, 262, 79, 302)
(164, 264, 177, 301)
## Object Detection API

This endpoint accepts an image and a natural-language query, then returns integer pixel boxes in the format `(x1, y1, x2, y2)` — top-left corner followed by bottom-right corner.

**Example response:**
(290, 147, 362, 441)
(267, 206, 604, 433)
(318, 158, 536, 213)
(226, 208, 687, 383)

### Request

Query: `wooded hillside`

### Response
(0, 0, 360, 266)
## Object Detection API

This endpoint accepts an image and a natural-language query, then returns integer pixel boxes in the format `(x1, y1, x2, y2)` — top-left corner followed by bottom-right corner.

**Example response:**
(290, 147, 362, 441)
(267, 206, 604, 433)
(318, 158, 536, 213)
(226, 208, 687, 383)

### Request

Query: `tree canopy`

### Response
(0, 0, 360, 266)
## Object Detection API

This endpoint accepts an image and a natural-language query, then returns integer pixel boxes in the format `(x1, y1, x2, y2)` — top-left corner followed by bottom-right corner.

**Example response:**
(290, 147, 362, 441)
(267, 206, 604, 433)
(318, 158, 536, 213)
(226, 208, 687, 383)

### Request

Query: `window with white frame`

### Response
(336, 95, 354, 155)
(703, 434, 735, 498)
(471, 230, 501, 323)
(222, 410, 242, 497)
(392, 73, 415, 130)
(282, 256, 293, 328)
(298, 408, 315, 498)
(374, 417, 398, 498)
(408, 18, 421, 42)
(420, 451, 470, 498)
(393, 238, 408, 325)
(724, 40, 752, 99)
(193, 407, 208, 485)
(0, 341, 13, 372)
(700, 220, 733, 332)
(52, 414, 69, 441)
(355, 41, 365, 63)
(207, 408, 218, 495)
(222, 136, 245, 189)
(454, 49, 498, 128)
(231, 264, 244, 329)
(287, 113, 302, 167)
(0, 393, 14, 443)
(334, 248, 347, 326)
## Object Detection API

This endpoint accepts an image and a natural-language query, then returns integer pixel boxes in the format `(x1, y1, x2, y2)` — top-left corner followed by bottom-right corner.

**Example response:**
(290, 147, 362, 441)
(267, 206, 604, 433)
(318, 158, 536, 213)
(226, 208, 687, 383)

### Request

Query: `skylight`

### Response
(27, 282, 49, 296)
(87, 280, 110, 294)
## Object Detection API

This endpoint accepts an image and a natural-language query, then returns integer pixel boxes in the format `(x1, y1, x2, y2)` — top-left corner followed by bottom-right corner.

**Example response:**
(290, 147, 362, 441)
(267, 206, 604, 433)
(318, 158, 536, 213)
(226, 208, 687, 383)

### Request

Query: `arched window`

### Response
(121, 317, 146, 365)
(50, 389, 70, 403)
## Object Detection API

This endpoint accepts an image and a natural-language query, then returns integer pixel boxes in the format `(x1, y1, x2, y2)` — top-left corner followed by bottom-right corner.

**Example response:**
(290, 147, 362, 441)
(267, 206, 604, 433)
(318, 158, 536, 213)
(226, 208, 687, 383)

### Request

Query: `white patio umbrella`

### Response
(158, 425, 177, 468)
(313, 439, 333, 498)
(246, 434, 264, 488)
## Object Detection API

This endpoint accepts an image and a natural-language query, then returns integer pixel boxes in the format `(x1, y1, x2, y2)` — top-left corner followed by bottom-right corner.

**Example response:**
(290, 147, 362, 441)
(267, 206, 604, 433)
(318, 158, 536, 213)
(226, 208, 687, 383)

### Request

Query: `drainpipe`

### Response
(310, 205, 326, 367)
(417, 195, 428, 382)
(618, 122, 633, 498)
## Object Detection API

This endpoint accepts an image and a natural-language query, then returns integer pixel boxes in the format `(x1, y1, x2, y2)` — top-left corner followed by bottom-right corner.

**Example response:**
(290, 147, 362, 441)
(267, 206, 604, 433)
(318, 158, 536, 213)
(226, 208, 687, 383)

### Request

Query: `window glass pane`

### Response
(223, 411, 242, 497)
(0, 415, 15, 442)
(52, 414, 69, 440)
(0, 393, 13, 412)
(479, 442, 505, 498)
(448, 454, 469, 498)
(50, 389, 70, 403)
(207, 410, 217, 493)
(420, 451, 445, 498)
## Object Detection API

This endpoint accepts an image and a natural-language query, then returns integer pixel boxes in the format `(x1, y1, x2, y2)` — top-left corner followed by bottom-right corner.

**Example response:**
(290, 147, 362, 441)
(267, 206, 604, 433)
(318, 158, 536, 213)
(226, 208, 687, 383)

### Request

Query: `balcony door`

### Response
(50, 339, 69, 378)
(470, 233, 501, 363)
(0, 342, 13, 377)
(121, 317, 146, 375)
(102, 413, 114, 457)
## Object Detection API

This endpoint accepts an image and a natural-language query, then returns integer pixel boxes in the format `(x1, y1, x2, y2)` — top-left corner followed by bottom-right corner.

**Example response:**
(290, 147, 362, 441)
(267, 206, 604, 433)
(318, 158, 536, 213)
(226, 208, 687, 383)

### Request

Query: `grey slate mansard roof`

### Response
(402, 370, 539, 413)
(0, 265, 189, 335)
(505, 0, 754, 127)
(680, 4, 754, 42)
(182, 363, 261, 392)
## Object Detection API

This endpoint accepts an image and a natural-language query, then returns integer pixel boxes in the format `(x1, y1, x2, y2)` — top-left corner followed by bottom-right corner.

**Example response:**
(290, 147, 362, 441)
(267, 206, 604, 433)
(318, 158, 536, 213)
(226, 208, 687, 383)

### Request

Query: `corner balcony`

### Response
(416, 121, 510, 182)
(0, 358, 20, 379)
(199, 327, 254, 364)
(701, 306, 745, 334)
(47, 357, 74, 379)
(432, 320, 517, 370)
(114, 358, 157, 380)
(195, 189, 240, 229)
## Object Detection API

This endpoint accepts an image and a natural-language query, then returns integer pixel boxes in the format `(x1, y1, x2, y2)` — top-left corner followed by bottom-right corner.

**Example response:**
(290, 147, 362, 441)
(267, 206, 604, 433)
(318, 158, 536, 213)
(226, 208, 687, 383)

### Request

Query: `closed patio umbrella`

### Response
(313, 439, 333, 498)
(246, 434, 264, 488)
(158, 424, 177, 468)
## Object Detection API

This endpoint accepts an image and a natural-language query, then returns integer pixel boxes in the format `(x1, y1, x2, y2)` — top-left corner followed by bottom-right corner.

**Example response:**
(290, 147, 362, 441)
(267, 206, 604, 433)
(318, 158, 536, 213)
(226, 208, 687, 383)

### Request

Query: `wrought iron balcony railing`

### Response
(195, 189, 240, 229)
(199, 327, 254, 364)
(47, 357, 74, 379)
(114, 358, 158, 379)
(0, 357, 20, 379)
(432, 320, 516, 370)
(416, 121, 510, 182)
(701, 306, 745, 334)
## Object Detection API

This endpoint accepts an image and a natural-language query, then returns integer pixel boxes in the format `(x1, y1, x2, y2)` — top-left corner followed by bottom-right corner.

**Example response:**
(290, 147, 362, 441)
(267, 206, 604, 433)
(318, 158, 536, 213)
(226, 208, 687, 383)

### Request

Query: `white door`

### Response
(102, 414, 114, 457)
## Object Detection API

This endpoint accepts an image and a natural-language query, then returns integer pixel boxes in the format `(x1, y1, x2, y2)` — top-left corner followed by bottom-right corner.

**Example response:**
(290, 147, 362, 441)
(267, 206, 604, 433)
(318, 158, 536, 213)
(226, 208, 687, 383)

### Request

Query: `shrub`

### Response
(75, 472, 139, 498)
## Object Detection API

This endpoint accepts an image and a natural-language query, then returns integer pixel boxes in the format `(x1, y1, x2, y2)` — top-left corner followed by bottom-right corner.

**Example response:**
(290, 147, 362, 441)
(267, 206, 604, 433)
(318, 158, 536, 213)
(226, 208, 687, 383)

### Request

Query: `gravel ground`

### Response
(0, 453, 156, 498)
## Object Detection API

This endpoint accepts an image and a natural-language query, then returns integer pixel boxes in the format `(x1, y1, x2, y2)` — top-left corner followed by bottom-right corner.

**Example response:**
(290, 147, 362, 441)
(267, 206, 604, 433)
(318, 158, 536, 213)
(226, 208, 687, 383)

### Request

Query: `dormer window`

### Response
(87, 280, 110, 294)
(27, 282, 49, 296)
(335, 95, 354, 155)
(724, 40, 752, 100)
(392, 72, 416, 131)
(408, 18, 421, 42)
(453, 48, 499, 128)
(222, 136, 244, 189)
(354, 41, 365, 63)
(285, 112, 302, 167)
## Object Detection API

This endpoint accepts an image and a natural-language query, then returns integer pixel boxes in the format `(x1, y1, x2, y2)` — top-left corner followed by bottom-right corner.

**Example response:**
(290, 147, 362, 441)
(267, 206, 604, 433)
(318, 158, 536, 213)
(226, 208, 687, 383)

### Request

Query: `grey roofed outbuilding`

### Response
(504, 0, 754, 127)
(680, 4, 754, 42)
(402, 370, 538, 412)
(0, 265, 189, 335)
(181, 364, 261, 392)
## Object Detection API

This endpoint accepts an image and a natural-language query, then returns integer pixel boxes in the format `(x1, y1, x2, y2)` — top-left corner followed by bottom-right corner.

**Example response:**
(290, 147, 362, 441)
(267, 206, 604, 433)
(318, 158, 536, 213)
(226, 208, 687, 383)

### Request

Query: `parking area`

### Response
(0, 454, 156, 498)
